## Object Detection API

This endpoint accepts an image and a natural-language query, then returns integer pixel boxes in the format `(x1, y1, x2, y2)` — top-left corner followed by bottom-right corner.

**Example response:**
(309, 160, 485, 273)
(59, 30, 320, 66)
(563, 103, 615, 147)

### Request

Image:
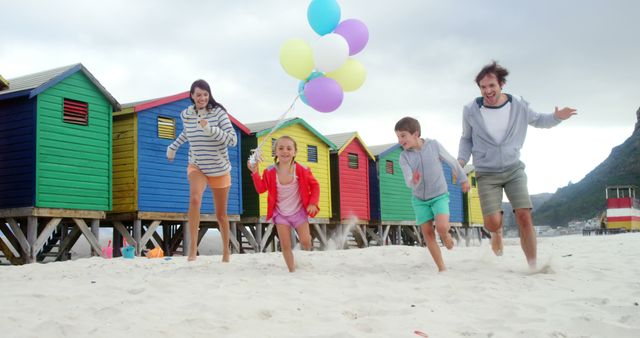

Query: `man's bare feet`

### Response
(491, 230, 503, 256)
(187, 255, 197, 262)
(222, 254, 230, 263)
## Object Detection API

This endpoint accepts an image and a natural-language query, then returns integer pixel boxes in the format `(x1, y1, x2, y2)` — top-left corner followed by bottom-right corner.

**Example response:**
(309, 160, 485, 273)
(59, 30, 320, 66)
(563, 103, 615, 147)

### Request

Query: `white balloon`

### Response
(312, 33, 349, 73)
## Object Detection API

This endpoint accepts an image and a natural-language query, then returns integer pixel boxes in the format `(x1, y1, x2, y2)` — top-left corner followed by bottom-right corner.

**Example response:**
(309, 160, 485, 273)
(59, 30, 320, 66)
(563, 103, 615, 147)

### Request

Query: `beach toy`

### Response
(146, 247, 164, 259)
(414, 331, 429, 337)
(101, 240, 113, 259)
(121, 238, 135, 259)
(121, 245, 135, 259)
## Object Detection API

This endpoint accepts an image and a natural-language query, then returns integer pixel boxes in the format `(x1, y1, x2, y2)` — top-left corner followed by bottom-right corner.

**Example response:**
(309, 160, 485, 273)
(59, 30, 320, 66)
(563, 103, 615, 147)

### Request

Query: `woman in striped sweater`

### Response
(166, 79, 237, 262)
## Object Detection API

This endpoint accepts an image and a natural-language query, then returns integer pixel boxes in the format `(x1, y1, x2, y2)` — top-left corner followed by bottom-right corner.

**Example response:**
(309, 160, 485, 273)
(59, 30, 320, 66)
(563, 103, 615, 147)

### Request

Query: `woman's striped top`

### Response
(168, 105, 237, 176)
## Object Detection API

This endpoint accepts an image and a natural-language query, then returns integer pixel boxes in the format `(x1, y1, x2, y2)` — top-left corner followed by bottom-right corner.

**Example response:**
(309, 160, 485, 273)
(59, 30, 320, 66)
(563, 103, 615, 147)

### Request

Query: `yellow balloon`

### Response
(326, 58, 366, 92)
(279, 39, 314, 80)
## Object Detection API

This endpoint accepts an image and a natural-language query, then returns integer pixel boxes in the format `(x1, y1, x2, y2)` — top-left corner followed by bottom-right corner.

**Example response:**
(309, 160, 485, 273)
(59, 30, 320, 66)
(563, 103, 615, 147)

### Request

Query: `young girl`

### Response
(166, 79, 236, 262)
(247, 136, 320, 272)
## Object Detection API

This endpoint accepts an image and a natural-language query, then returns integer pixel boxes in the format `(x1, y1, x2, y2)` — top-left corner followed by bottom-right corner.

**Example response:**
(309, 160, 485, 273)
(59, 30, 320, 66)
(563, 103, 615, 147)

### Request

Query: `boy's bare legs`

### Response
(421, 221, 446, 272)
(434, 213, 453, 249)
(295, 223, 313, 251)
(483, 212, 503, 256)
(212, 186, 231, 262)
(187, 170, 208, 261)
(276, 224, 296, 272)
(515, 208, 537, 269)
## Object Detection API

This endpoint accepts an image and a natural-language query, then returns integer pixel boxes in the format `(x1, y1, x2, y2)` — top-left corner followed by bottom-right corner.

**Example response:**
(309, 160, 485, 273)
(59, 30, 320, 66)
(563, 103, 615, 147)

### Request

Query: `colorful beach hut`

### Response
(241, 117, 336, 250)
(442, 162, 464, 226)
(325, 131, 374, 223)
(367, 143, 418, 245)
(0, 64, 119, 264)
(464, 165, 483, 227)
(111, 92, 250, 255)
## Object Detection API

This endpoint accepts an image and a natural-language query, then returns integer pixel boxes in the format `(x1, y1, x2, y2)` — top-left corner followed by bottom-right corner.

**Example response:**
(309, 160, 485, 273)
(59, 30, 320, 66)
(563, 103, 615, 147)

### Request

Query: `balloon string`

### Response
(250, 95, 300, 163)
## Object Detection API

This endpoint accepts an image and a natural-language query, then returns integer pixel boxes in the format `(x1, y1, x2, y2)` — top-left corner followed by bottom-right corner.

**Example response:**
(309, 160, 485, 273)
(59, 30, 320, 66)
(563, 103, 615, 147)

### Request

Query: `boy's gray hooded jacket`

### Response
(399, 139, 467, 201)
(458, 94, 562, 173)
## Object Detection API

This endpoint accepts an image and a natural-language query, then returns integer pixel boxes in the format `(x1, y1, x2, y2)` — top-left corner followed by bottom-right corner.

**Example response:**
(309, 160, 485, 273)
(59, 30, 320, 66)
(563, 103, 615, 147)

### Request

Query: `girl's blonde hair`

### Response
(273, 135, 297, 165)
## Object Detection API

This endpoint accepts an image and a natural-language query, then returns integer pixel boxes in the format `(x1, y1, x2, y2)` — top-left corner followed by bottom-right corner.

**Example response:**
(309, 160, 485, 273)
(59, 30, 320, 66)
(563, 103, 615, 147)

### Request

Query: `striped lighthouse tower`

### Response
(605, 185, 640, 230)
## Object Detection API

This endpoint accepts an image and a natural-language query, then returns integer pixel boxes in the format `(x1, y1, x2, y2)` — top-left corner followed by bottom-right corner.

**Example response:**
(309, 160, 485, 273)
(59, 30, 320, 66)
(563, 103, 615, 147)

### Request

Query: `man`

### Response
(457, 61, 576, 268)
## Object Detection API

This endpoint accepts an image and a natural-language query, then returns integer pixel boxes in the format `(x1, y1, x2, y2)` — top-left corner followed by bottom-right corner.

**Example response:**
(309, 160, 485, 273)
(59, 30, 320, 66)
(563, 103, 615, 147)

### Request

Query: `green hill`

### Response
(533, 107, 640, 226)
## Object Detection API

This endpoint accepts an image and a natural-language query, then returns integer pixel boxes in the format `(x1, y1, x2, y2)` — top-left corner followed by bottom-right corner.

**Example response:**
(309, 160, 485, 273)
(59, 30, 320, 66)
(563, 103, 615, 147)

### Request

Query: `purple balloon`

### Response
(334, 19, 369, 56)
(304, 77, 344, 113)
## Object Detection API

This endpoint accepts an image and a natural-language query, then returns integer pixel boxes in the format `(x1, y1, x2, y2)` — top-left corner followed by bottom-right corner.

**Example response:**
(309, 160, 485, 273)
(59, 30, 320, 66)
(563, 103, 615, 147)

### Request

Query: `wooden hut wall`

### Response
(36, 72, 112, 210)
(240, 133, 259, 217)
(136, 99, 244, 214)
(368, 159, 381, 221)
(465, 171, 483, 225)
(112, 112, 137, 212)
(255, 123, 332, 219)
(335, 140, 370, 221)
(378, 147, 413, 222)
(0, 97, 36, 208)
(442, 163, 464, 223)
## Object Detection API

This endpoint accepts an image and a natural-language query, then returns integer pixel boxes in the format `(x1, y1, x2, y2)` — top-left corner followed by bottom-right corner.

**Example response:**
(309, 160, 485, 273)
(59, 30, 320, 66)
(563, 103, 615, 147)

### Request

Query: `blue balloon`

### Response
(298, 80, 308, 104)
(307, 0, 341, 35)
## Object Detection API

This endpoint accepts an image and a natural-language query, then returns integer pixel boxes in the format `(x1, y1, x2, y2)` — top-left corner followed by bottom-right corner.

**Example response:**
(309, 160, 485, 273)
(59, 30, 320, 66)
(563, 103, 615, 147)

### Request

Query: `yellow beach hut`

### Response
(240, 117, 336, 251)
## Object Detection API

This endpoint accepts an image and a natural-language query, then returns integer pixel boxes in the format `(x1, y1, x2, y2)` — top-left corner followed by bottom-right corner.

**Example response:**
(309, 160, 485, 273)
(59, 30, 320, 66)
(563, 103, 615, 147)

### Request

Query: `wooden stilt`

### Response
(31, 218, 62, 259)
(229, 222, 240, 253)
(139, 220, 161, 254)
(57, 226, 81, 261)
(238, 224, 259, 252)
(312, 223, 328, 248)
(260, 223, 276, 252)
(73, 219, 104, 258)
(113, 221, 136, 249)
(0, 222, 25, 262)
(133, 219, 142, 255)
(91, 219, 100, 256)
(7, 218, 30, 259)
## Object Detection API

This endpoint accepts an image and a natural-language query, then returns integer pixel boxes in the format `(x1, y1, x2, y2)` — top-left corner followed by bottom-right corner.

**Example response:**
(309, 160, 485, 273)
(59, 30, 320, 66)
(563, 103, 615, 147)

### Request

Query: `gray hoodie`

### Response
(458, 94, 561, 173)
(399, 138, 468, 201)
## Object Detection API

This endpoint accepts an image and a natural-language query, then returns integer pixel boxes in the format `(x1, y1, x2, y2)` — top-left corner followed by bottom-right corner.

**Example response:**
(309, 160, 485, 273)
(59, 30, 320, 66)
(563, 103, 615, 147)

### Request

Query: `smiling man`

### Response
(457, 61, 577, 269)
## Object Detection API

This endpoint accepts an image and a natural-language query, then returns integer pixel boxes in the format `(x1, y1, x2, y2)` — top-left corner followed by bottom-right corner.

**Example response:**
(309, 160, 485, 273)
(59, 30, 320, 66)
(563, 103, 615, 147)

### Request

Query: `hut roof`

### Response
(325, 131, 375, 160)
(244, 117, 336, 149)
(0, 63, 120, 110)
(368, 143, 400, 158)
(119, 91, 250, 135)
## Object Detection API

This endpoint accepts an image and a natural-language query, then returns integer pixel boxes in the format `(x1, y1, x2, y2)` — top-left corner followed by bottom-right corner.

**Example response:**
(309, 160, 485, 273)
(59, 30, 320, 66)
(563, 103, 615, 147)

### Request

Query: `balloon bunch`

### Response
(279, 0, 369, 113)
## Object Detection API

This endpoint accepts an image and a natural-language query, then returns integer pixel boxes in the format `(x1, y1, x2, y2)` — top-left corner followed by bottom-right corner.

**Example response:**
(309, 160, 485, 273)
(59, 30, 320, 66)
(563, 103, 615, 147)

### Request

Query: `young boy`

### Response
(395, 117, 470, 272)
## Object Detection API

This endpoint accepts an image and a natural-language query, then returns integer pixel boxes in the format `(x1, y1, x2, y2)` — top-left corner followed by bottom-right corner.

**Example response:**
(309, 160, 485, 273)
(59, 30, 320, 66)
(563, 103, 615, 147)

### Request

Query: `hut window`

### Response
(471, 177, 477, 188)
(63, 98, 88, 126)
(307, 145, 318, 163)
(385, 160, 394, 174)
(348, 153, 359, 169)
(157, 116, 176, 139)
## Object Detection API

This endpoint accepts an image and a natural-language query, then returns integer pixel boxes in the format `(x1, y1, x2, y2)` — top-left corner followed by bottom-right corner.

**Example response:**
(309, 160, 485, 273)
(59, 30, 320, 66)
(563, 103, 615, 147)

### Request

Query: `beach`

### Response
(1, 233, 639, 337)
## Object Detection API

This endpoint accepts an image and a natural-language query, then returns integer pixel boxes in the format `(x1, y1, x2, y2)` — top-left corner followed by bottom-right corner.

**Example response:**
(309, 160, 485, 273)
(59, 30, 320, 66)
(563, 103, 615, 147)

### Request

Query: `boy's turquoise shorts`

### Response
(411, 192, 450, 225)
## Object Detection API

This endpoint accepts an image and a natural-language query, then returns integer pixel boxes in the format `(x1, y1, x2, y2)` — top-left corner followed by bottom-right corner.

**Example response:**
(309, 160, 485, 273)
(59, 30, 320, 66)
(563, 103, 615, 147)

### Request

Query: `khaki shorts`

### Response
(476, 162, 532, 216)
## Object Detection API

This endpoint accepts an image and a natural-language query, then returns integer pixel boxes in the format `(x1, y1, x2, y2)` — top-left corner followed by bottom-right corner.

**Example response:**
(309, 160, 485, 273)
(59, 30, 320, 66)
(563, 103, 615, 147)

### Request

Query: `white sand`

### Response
(1, 233, 639, 338)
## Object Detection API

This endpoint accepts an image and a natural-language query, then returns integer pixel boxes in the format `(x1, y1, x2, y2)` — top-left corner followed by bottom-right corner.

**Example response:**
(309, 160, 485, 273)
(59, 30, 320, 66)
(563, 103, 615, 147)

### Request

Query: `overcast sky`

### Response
(2, 0, 638, 195)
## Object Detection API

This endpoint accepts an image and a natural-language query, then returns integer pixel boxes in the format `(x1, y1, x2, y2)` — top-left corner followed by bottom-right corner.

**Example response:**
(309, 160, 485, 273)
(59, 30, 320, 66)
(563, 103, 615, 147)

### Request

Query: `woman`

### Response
(167, 79, 236, 262)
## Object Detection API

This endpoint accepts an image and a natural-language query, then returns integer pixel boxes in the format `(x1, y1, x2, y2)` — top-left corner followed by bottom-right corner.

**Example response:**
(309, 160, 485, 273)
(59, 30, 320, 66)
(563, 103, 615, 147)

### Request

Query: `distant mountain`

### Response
(532, 107, 640, 226)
